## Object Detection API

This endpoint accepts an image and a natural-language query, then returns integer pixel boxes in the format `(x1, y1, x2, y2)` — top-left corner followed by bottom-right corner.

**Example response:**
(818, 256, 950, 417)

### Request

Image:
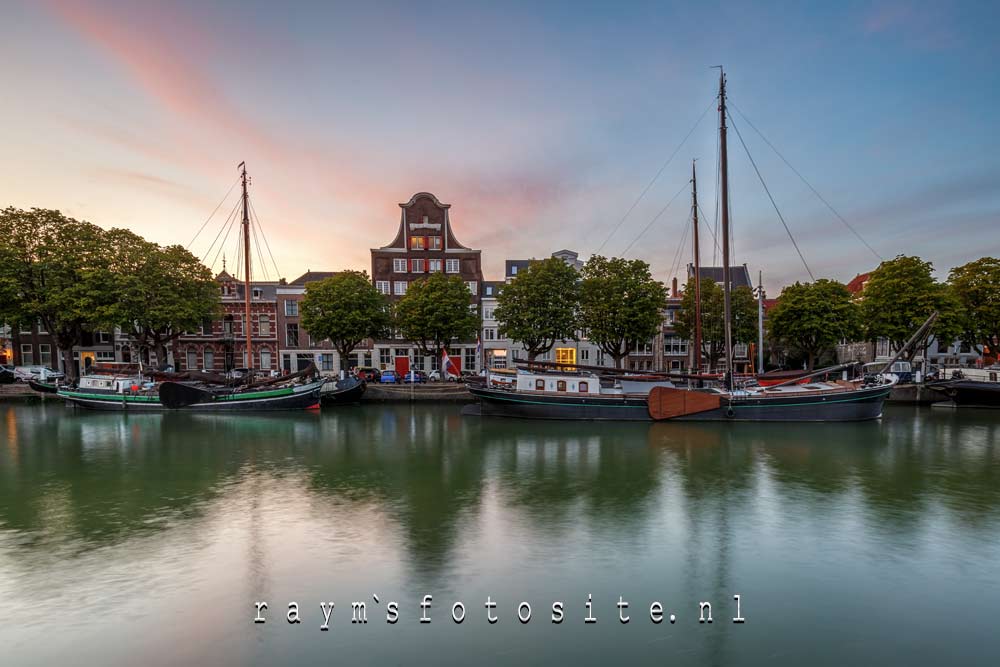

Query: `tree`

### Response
(766, 279, 861, 370)
(577, 256, 667, 369)
(300, 271, 391, 365)
(100, 229, 221, 367)
(494, 257, 579, 362)
(0, 207, 116, 379)
(861, 255, 960, 362)
(674, 278, 757, 371)
(394, 273, 480, 358)
(948, 257, 1000, 362)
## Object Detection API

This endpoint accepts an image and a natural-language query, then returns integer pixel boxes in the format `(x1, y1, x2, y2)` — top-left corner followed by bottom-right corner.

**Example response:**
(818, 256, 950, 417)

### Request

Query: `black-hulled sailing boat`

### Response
(646, 69, 895, 421)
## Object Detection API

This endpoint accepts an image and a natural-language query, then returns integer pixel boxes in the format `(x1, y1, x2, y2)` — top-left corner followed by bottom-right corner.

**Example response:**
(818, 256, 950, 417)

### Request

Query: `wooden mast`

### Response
(240, 162, 253, 373)
(691, 159, 702, 375)
(717, 67, 733, 391)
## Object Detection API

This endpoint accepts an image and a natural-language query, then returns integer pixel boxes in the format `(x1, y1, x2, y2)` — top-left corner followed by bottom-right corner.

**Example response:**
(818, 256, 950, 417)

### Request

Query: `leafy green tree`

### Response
(394, 272, 480, 358)
(494, 257, 580, 362)
(766, 279, 861, 370)
(861, 255, 960, 361)
(300, 271, 391, 364)
(674, 278, 757, 371)
(578, 256, 667, 368)
(948, 257, 1000, 361)
(0, 207, 115, 379)
(101, 229, 221, 367)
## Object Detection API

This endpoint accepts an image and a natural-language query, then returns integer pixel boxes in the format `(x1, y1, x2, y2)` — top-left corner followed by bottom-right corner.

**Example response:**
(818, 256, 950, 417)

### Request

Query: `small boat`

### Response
(927, 367, 1000, 408)
(28, 378, 60, 393)
(319, 375, 366, 406)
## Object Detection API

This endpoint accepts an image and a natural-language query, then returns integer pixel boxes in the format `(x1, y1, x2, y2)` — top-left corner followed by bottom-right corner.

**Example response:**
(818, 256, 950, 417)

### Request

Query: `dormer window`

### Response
(222, 284, 231, 296)
(252, 287, 263, 300)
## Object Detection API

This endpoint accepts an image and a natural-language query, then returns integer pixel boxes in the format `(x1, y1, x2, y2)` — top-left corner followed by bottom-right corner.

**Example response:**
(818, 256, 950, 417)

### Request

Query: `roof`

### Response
(505, 259, 531, 277)
(289, 270, 339, 285)
(686, 264, 754, 289)
(845, 272, 872, 295)
(481, 281, 505, 298)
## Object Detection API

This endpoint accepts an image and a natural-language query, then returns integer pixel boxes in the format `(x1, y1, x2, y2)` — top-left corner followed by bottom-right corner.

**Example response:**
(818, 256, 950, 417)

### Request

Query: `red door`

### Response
(394, 356, 410, 379)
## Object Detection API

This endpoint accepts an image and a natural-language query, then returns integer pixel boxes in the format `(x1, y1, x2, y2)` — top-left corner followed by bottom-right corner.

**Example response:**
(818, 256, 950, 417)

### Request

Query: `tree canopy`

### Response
(578, 256, 667, 368)
(948, 256, 1000, 361)
(300, 271, 391, 363)
(861, 255, 960, 361)
(766, 279, 861, 370)
(394, 272, 480, 358)
(494, 257, 580, 361)
(674, 278, 757, 371)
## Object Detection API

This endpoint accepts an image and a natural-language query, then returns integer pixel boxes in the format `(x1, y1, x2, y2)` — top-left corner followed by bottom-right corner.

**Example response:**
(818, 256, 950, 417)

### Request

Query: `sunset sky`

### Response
(2, 1, 998, 292)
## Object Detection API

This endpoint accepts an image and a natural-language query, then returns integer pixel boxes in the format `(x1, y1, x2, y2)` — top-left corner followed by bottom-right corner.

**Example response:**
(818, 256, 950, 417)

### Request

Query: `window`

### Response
(201, 318, 214, 335)
(187, 348, 197, 370)
(20, 344, 34, 365)
(635, 341, 654, 355)
(379, 348, 392, 368)
(410, 236, 426, 250)
(466, 281, 478, 295)
(511, 265, 518, 275)
(664, 336, 688, 355)
(670, 360, 681, 371)
(557, 380, 567, 392)
(252, 287, 263, 300)
(394, 281, 407, 295)
(259, 315, 271, 336)
(428, 236, 442, 250)
(733, 343, 748, 358)
(937, 339, 949, 354)
(485, 285, 494, 296)
(579, 348, 590, 362)
(376, 280, 390, 295)
(411, 259, 425, 273)
(535, 379, 545, 391)
(203, 348, 214, 370)
(96, 331, 111, 344)
(260, 348, 271, 369)
(96, 351, 114, 361)
(483, 328, 496, 341)
(37, 318, 48, 334)
(428, 259, 442, 273)
(321, 353, 334, 371)
(39, 344, 51, 367)
(285, 300, 299, 317)
(286, 323, 299, 347)
(464, 347, 476, 370)
(579, 381, 589, 393)
(483, 307, 494, 320)
(393, 258, 408, 273)
(446, 259, 460, 274)
(223, 316, 234, 335)
(555, 348, 577, 366)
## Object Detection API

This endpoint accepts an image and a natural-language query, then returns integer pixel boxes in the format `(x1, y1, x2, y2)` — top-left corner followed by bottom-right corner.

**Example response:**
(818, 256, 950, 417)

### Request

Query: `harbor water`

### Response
(0, 403, 998, 665)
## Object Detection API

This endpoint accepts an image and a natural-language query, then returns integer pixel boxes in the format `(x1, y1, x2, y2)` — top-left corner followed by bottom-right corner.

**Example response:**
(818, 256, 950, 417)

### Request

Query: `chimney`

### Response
(671, 277, 678, 297)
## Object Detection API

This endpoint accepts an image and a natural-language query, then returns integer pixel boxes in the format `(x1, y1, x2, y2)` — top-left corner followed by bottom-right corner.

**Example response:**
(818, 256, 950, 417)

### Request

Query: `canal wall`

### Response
(0, 384, 54, 403)
(887, 383, 947, 405)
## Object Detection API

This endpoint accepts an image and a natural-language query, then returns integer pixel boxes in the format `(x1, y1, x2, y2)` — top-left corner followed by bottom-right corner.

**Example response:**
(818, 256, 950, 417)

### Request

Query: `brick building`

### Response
(370, 192, 483, 373)
(172, 271, 280, 373)
(275, 270, 355, 375)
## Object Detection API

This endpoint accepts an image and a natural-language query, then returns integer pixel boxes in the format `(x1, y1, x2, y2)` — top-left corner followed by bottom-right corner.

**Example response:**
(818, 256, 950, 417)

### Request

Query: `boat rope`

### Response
(204, 196, 242, 270)
(727, 109, 815, 281)
(665, 210, 692, 283)
(248, 197, 282, 279)
(729, 101, 883, 262)
(713, 116, 721, 266)
(187, 175, 240, 249)
(250, 211, 269, 281)
(593, 96, 716, 256)
(620, 179, 690, 257)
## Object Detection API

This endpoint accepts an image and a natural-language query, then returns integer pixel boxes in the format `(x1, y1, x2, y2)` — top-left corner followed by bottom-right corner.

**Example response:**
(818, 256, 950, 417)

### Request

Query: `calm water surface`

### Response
(0, 403, 998, 665)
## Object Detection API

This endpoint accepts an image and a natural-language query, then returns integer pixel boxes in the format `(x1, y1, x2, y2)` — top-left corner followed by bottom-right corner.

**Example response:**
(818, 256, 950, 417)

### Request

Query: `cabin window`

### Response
(557, 380, 567, 392)
(535, 379, 545, 391)
(579, 381, 588, 392)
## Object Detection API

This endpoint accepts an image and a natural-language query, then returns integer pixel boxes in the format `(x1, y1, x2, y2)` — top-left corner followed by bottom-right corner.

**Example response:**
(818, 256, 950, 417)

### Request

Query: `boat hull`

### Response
(927, 380, 1000, 408)
(319, 377, 366, 406)
(59, 381, 324, 412)
(466, 382, 892, 422)
(28, 379, 59, 394)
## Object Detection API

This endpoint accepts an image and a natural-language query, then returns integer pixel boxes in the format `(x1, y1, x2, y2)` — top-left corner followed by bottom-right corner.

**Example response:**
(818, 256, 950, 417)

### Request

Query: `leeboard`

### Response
(648, 386, 722, 420)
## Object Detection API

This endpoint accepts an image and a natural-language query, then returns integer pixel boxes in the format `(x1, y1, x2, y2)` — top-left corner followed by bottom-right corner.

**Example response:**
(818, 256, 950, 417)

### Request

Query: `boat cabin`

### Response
(78, 375, 146, 393)
(863, 359, 913, 383)
(487, 369, 601, 395)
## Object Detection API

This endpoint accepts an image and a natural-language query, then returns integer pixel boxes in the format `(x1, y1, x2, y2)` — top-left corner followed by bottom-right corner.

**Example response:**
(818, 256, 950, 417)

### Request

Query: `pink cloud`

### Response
(861, 2, 958, 50)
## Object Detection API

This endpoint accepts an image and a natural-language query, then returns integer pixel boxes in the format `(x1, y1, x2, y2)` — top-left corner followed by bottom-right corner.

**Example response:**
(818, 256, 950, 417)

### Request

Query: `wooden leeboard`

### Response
(648, 386, 722, 420)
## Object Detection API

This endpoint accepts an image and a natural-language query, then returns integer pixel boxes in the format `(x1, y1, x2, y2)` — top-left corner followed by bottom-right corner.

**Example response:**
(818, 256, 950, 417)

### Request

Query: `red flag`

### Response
(442, 349, 460, 377)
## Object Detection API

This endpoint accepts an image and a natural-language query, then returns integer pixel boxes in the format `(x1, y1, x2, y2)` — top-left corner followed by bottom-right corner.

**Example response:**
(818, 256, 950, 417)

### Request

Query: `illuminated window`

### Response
(410, 236, 426, 250)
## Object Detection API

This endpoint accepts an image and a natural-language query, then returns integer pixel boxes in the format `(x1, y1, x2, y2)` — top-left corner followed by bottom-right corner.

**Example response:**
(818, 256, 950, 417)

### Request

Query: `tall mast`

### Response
(691, 159, 702, 374)
(757, 271, 764, 374)
(240, 161, 253, 372)
(717, 68, 733, 390)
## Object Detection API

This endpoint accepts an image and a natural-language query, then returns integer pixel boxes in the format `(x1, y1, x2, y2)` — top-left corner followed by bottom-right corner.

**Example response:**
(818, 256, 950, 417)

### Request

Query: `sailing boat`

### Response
(646, 69, 895, 421)
(58, 163, 326, 411)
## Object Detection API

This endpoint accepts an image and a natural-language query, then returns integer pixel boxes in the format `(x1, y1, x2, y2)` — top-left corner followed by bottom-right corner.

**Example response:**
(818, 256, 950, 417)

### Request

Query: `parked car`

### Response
(402, 370, 427, 384)
(379, 370, 401, 384)
(428, 370, 461, 382)
(14, 366, 65, 382)
(356, 367, 380, 382)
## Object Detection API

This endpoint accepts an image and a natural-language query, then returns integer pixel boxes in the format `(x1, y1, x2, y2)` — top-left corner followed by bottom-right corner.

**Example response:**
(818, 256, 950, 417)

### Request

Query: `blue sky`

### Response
(1, 0, 997, 292)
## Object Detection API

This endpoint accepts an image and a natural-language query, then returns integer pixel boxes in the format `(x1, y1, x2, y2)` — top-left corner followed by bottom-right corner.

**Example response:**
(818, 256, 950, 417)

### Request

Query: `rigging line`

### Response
(249, 198, 282, 279)
(208, 204, 240, 272)
(188, 176, 240, 249)
(696, 202, 720, 254)
(713, 121, 721, 266)
(727, 109, 815, 281)
(201, 196, 242, 265)
(594, 96, 717, 256)
(729, 100, 883, 262)
(250, 214, 270, 281)
(620, 179, 692, 257)
(666, 210, 692, 283)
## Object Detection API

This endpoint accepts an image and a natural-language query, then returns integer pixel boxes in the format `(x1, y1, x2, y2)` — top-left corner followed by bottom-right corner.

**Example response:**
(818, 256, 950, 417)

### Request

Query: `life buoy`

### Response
(726, 407, 735, 418)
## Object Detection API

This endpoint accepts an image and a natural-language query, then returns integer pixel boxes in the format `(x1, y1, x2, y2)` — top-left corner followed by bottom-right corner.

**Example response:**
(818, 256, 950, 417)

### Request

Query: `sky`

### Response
(2, 0, 998, 293)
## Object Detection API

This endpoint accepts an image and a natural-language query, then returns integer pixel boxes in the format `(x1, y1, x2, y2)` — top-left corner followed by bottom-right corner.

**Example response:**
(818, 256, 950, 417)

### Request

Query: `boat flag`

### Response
(442, 349, 460, 378)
